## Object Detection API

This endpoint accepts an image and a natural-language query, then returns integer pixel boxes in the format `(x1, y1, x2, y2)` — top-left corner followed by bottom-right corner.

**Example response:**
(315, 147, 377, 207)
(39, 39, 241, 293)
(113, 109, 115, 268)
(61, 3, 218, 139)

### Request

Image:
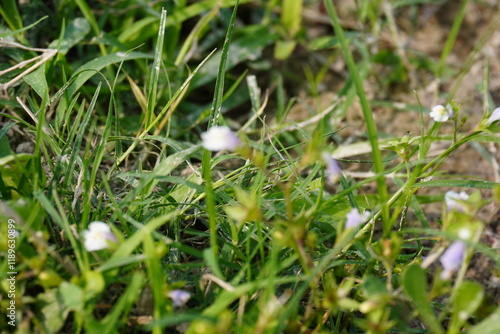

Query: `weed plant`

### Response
(1, 0, 500, 333)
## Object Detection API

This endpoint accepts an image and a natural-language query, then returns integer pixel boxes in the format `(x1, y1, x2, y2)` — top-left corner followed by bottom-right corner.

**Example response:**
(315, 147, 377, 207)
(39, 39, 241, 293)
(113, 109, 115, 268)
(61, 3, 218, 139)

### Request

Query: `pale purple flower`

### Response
(439, 240, 466, 279)
(345, 208, 370, 229)
(201, 126, 241, 152)
(445, 191, 469, 212)
(322, 153, 341, 184)
(486, 107, 500, 126)
(167, 289, 191, 307)
(430, 104, 454, 122)
(83, 221, 117, 251)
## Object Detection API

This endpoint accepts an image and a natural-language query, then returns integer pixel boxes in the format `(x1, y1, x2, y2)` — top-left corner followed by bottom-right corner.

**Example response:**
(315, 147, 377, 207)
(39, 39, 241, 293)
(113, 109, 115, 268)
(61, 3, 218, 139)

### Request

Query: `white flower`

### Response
(345, 208, 370, 229)
(444, 190, 469, 212)
(486, 107, 500, 126)
(83, 221, 117, 251)
(430, 104, 454, 122)
(167, 289, 191, 307)
(457, 227, 472, 240)
(201, 126, 241, 152)
(439, 240, 466, 279)
(322, 153, 341, 184)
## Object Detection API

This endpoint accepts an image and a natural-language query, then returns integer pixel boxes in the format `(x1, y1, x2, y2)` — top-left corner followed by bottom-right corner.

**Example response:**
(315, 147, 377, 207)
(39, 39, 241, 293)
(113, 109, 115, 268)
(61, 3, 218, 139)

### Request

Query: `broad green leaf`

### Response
(403, 265, 444, 334)
(466, 305, 500, 334)
(24, 62, 49, 102)
(274, 39, 296, 60)
(58, 282, 84, 311)
(38, 290, 68, 333)
(449, 281, 483, 334)
(281, 0, 302, 37)
(83, 270, 105, 300)
(48, 17, 91, 55)
(0, 154, 37, 199)
(75, 0, 100, 38)
(362, 275, 388, 296)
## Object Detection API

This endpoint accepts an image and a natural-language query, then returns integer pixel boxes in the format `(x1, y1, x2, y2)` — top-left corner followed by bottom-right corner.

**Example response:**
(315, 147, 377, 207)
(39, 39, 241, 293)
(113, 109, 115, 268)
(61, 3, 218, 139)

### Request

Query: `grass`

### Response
(1, 0, 500, 333)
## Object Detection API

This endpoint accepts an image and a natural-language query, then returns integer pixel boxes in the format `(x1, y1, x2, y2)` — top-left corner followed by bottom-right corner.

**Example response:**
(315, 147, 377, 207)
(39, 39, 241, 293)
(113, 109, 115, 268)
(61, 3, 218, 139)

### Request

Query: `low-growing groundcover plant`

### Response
(1, 0, 500, 333)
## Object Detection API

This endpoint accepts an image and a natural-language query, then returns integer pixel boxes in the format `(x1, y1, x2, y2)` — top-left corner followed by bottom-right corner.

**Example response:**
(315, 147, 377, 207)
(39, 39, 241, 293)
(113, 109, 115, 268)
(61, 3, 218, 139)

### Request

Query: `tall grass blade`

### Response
(323, 0, 389, 232)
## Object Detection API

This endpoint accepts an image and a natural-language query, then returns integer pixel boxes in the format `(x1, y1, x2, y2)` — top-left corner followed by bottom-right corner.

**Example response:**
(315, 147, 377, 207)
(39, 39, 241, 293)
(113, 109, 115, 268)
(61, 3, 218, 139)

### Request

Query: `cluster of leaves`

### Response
(1, 0, 500, 333)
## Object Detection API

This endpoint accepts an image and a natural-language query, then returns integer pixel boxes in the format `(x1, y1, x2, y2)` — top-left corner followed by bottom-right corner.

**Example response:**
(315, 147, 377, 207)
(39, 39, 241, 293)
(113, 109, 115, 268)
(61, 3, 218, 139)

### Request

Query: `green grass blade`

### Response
(146, 8, 167, 128)
(323, 0, 389, 232)
(0, 0, 23, 34)
(74, 0, 106, 55)
(200, 0, 240, 267)
(143, 233, 165, 334)
(89, 272, 145, 333)
(0, 15, 47, 39)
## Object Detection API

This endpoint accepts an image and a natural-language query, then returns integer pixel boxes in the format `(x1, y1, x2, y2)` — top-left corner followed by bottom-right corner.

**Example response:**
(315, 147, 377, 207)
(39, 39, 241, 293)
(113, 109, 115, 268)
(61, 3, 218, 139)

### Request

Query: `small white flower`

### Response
(83, 221, 117, 251)
(439, 240, 466, 279)
(345, 208, 370, 229)
(486, 107, 500, 126)
(167, 289, 191, 307)
(430, 104, 454, 122)
(445, 190, 469, 212)
(201, 126, 241, 152)
(322, 153, 341, 184)
(458, 227, 472, 240)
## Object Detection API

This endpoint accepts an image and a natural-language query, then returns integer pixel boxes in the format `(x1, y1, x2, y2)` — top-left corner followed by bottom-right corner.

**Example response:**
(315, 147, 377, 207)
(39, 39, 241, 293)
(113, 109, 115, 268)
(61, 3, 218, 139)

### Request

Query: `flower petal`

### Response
(201, 126, 241, 152)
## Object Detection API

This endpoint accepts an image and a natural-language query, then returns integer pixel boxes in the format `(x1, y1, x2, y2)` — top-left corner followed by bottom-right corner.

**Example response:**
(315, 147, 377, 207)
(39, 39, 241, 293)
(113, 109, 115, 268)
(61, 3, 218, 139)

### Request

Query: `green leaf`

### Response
(274, 40, 296, 60)
(0, 16, 47, 39)
(52, 51, 154, 104)
(403, 265, 444, 334)
(362, 275, 388, 296)
(102, 211, 177, 265)
(0, 154, 37, 198)
(0, 0, 23, 32)
(83, 270, 106, 300)
(414, 179, 500, 189)
(143, 233, 165, 332)
(0, 122, 13, 158)
(24, 62, 49, 102)
(75, 0, 101, 39)
(281, 0, 303, 37)
(37, 290, 68, 333)
(97, 254, 147, 272)
(466, 305, 500, 334)
(449, 281, 483, 333)
(48, 17, 91, 55)
(145, 8, 167, 127)
(324, 0, 389, 230)
(88, 272, 146, 333)
(140, 144, 201, 199)
(58, 282, 84, 312)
